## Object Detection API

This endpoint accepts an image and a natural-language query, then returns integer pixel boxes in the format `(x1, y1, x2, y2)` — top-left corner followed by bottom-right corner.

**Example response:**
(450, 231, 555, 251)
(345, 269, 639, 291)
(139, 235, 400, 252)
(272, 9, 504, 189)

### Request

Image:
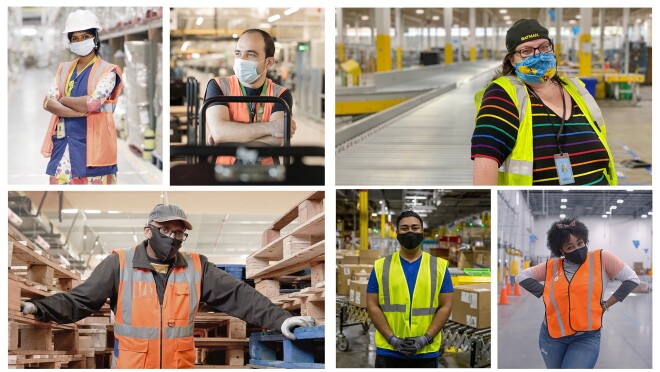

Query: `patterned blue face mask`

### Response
(514, 52, 557, 83)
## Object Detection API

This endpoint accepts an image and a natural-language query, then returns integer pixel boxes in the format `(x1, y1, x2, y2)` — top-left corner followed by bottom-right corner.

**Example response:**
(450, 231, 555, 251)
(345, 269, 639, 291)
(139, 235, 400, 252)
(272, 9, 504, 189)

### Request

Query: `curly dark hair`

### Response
(546, 218, 589, 257)
(396, 210, 423, 230)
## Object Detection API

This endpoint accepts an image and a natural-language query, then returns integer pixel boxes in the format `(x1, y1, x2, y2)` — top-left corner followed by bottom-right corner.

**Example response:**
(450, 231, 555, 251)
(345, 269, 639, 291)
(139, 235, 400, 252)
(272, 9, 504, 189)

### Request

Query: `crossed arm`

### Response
(206, 105, 297, 146)
(43, 72, 116, 118)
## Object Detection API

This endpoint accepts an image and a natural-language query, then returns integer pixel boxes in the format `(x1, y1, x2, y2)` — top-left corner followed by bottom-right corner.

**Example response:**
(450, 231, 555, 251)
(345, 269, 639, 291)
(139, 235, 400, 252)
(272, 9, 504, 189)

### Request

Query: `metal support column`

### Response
(578, 8, 592, 76)
(359, 190, 369, 250)
(395, 8, 403, 70)
(555, 8, 562, 66)
(444, 8, 453, 64)
(623, 8, 630, 74)
(483, 11, 489, 59)
(469, 8, 476, 61)
(375, 8, 392, 72)
(336, 8, 345, 62)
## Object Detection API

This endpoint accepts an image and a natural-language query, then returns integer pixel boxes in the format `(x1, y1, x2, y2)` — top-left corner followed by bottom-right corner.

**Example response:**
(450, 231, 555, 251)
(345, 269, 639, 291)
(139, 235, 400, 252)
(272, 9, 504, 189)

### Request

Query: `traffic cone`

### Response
(505, 280, 512, 295)
(499, 286, 509, 305)
(514, 282, 521, 296)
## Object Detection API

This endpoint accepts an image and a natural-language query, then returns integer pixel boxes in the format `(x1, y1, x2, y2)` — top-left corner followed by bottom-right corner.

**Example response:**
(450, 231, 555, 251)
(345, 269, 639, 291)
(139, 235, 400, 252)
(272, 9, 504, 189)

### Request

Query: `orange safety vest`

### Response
(111, 247, 202, 369)
(41, 58, 123, 167)
(212, 75, 287, 165)
(543, 250, 604, 339)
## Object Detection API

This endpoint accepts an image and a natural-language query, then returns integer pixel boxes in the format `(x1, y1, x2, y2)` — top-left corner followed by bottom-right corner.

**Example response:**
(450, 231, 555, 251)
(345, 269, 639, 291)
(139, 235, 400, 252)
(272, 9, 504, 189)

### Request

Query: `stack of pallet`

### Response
(193, 308, 249, 368)
(76, 305, 114, 368)
(8, 225, 94, 369)
(247, 191, 325, 324)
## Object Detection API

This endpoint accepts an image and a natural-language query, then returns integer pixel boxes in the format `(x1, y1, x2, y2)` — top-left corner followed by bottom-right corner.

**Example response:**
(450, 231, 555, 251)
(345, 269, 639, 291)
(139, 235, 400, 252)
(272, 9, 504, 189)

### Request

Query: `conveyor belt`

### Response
(336, 62, 499, 186)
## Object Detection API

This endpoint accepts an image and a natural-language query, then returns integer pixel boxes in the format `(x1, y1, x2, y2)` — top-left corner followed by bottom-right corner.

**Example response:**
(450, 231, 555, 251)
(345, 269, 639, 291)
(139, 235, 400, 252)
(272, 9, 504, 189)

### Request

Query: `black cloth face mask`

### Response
(397, 232, 424, 250)
(564, 245, 588, 264)
(148, 225, 183, 261)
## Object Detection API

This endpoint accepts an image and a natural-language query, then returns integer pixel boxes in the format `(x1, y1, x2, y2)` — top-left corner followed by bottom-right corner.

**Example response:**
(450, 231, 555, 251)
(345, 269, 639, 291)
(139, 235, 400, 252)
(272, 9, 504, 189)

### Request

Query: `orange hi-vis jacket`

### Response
(543, 249, 604, 339)
(41, 58, 123, 167)
(111, 247, 202, 368)
(212, 75, 287, 165)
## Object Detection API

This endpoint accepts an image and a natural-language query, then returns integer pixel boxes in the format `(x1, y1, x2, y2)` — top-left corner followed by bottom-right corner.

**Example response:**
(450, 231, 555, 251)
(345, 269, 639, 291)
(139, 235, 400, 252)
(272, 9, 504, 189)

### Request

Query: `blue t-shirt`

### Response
(367, 255, 453, 359)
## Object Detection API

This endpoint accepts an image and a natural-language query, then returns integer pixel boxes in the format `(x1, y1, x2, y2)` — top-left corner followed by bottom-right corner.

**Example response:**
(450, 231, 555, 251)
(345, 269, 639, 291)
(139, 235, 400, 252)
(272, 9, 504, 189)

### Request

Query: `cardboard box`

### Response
(458, 251, 475, 269)
(337, 264, 359, 296)
(352, 269, 371, 282)
(341, 255, 360, 265)
(357, 249, 381, 265)
(349, 280, 369, 307)
(474, 250, 490, 267)
(451, 283, 491, 329)
(633, 262, 644, 275)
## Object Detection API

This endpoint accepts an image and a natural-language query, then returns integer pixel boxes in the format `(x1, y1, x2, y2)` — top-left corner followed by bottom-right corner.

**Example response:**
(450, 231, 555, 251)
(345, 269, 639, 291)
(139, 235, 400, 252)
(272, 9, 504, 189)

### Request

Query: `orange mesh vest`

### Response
(543, 249, 604, 338)
(212, 75, 287, 165)
(41, 58, 123, 167)
(111, 247, 202, 368)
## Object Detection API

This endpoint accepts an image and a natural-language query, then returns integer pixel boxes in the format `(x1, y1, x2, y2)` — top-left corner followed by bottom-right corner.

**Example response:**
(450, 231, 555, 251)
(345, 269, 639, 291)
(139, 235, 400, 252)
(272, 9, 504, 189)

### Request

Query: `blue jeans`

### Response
(538, 323, 601, 368)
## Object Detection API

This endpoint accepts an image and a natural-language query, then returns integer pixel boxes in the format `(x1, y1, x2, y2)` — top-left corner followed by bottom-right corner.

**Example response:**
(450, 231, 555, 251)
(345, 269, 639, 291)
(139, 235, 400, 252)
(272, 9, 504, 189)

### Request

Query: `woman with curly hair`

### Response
(515, 218, 639, 368)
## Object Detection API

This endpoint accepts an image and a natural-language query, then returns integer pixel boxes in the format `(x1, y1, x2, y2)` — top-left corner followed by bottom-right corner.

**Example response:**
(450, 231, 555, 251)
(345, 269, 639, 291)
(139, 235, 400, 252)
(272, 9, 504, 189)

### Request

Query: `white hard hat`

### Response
(63, 10, 102, 34)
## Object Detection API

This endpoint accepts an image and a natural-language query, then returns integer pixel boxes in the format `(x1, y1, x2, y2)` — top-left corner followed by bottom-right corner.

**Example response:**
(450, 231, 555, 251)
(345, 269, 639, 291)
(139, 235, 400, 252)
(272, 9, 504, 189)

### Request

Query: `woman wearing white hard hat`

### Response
(40, 9, 123, 185)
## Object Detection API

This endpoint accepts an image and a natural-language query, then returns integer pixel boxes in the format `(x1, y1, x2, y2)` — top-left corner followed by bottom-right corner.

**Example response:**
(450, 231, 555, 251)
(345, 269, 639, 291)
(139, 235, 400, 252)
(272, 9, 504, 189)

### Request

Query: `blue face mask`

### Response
(514, 52, 557, 83)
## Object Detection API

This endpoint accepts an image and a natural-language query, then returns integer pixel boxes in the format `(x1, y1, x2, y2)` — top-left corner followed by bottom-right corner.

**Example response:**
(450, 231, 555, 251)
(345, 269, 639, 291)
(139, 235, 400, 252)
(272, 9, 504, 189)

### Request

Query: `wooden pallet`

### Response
(249, 326, 324, 369)
(194, 313, 249, 366)
(8, 351, 94, 369)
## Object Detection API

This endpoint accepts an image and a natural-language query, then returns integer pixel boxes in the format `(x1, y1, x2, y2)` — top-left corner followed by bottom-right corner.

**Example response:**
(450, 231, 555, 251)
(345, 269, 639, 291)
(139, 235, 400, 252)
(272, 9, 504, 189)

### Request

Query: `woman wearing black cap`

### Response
(470, 19, 617, 186)
(515, 218, 639, 368)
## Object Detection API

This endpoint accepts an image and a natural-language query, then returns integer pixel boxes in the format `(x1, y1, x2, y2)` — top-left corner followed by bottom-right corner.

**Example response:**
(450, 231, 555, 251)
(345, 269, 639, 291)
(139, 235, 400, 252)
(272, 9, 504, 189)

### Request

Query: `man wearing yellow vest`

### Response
(20, 203, 315, 368)
(367, 211, 453, 368)
(205, 29, 297, 165)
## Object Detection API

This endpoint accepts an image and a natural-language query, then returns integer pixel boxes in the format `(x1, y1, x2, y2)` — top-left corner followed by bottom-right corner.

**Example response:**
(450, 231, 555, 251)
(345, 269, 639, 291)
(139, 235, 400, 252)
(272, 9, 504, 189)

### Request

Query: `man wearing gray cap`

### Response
(20, 203, 314, 369)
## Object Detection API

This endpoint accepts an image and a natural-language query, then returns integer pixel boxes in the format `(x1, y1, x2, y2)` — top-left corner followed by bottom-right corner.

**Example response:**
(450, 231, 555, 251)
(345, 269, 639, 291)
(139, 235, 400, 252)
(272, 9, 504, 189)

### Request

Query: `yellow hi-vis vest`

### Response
(374, 252, 448, 355)
(474, 75, 618, 186)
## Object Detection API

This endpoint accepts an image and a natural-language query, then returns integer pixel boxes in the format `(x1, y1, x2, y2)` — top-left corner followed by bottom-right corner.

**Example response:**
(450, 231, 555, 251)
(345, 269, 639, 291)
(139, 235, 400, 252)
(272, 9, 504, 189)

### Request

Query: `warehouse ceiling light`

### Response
(108, 210, 121, 214)
(503, 15, 511, 20)
(361, 15, 369, 21)
(84, 210, 102, 214)
(499, 9, 508, 14)
(232, 33, 239, 39)
(617, 199, 624, 204)
(641, 214, 648, 218)
(196, 17, 203, 26)
(648, 211, 653, 215)
(602, 214, 608, 218)
(62, 208, 79, 214)
(20, 27, 37, 36)
(560, 214, 566, 218)
(284, 7, 299, 16)
(416, 9, 425, 15)
(371, 213, 378, 217)
(606, 211, 611, 215)
(181, 41, 190, 52)
(561, 198, 568, 202)
(560, 205, 567, 209)
(610, 206, 617, 210)
(432, 15, 440, 21)
(268, 14, 281, 23)
(575, 15, 581, 19)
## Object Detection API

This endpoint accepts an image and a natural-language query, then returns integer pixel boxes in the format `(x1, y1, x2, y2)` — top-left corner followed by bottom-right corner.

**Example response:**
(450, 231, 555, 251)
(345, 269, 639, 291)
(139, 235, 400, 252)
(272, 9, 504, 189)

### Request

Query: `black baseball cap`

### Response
(148, 204, 193, 230)
(506, 19, 550, 52)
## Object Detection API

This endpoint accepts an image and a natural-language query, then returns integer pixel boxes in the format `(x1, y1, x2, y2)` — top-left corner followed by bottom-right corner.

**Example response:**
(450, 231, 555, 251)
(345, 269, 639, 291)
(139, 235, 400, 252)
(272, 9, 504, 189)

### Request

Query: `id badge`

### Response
(554, 153, 575, 185)
(56, 121, 65, 139)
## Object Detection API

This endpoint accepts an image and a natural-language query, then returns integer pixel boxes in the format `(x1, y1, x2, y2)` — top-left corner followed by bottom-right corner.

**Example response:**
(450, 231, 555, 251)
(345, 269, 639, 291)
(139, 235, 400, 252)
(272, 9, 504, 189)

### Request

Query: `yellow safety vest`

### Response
(374, 252, 447, 355)
(474, 75, 617, 186)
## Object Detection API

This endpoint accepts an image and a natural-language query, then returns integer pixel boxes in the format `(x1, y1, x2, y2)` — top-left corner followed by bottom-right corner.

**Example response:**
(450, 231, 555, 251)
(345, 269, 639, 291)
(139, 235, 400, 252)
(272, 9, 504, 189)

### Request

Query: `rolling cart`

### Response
(336, 297, 371, 352)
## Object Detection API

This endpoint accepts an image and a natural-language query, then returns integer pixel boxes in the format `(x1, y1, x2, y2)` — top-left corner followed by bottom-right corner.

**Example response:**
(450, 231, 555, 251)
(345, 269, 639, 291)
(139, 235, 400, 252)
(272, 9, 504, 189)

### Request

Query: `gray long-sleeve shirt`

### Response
(29, 241, 291, 330)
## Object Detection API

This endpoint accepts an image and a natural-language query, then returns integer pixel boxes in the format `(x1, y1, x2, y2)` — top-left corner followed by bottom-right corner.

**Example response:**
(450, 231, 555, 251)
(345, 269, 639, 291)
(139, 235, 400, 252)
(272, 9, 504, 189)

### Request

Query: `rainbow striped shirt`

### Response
(471, 84, 610, 185)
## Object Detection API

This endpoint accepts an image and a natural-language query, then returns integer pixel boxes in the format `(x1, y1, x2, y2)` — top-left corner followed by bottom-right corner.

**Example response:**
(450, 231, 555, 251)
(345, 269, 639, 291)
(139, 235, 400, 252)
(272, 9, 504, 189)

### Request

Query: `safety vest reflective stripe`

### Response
(587, 253, 595, 329)
(411, 255, 438, 316)
(380, 255, 406, 313)
(547, 259, 566, 337)
(114, 324, 159, 339)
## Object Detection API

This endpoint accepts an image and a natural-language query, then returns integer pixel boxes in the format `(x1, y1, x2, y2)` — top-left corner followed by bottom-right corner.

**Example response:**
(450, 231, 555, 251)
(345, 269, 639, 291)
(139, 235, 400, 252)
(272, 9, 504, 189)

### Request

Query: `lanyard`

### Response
(530, 84, 568, 154)
(238, 81, 268, 123)
(64, 56, 97, 97)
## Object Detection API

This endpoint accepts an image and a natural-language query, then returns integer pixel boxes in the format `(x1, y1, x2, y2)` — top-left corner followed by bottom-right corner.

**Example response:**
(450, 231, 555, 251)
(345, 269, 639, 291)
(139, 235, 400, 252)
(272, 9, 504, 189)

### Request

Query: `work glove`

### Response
(281, 316, 316, 340)
(405, 334, 433, 352)
(20, 301, 38, 315)
(388, 335, 417, 357)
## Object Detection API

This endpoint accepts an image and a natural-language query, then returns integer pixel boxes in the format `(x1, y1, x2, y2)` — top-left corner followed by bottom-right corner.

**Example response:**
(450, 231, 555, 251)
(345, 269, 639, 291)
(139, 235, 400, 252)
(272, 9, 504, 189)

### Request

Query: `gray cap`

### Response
(148, 204, 193, 230)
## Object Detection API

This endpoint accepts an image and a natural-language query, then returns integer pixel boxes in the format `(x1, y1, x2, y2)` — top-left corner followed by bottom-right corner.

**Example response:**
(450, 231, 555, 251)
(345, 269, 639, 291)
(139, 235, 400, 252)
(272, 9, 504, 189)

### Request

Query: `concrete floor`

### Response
(335, 67, 652, 186)
(498, 281, 652, 369)
(9, 68, 162, 185)
(336, 322, 478, 368)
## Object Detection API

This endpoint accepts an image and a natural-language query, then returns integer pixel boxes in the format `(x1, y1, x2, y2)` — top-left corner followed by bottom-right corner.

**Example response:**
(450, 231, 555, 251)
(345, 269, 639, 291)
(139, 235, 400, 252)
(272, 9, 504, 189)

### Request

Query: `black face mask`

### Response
(397, 232, 424, 250)
(564, 245, 588, 264)
(148, 226, 183, 261)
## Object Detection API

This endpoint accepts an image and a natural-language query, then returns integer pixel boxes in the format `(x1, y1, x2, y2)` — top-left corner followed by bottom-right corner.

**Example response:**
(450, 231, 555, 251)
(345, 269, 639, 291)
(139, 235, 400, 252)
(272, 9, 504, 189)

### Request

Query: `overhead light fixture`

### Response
(575, 15, 582, 19)
(416, 9, 425, 15)
(561, 198, 568, 203)
(569, 20, 576, 24)
(503, 15, 511, 20)
(232, 33, 239, 39)
(499, 9, 508, 14)
(108, 210, 121, 214)
(602, 214, 608, 218)
(240, 254, 249, 259)
(648, 211, 653, 215)
(560, 205, 567, 209)
(361, 15, 369, 21)
(95, 241, 99, 245)
(62, 208, 79, 214)
(133, 234, 138, 243)
(20, 27, 38, 36)
(284, 7, 299, 16)
(268, 14, 281, 23)
(83, 234, 87, 240)
(432, 15, 440, 21)
(379, 200, 383, 204)
(506, 20, 513, 25)
(84, 210, 101, 214)
(610, 206, 617, 210)
(371, 213, 378, 217)
(616, 199, 624, 204)
(196, 17, 203, 26)
(181, 41, 190, 52)
(560, 214, 566, 219)
(606, 211, 611, 215)
(641, 214, 648, 218)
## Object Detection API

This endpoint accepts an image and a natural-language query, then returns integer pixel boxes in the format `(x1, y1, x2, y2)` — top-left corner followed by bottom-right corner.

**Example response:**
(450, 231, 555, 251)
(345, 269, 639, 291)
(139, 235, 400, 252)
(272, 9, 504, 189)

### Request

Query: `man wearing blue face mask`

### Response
(471, 19, 617, 186)
(366, 211, 453, 368)
(204, 29, 297, 165)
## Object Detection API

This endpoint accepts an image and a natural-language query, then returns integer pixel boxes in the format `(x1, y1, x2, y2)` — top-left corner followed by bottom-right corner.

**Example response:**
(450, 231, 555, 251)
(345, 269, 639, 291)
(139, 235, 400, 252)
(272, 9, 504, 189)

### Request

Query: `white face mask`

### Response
(233, 58, 265, 84)
(70, 37, 96, 56)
